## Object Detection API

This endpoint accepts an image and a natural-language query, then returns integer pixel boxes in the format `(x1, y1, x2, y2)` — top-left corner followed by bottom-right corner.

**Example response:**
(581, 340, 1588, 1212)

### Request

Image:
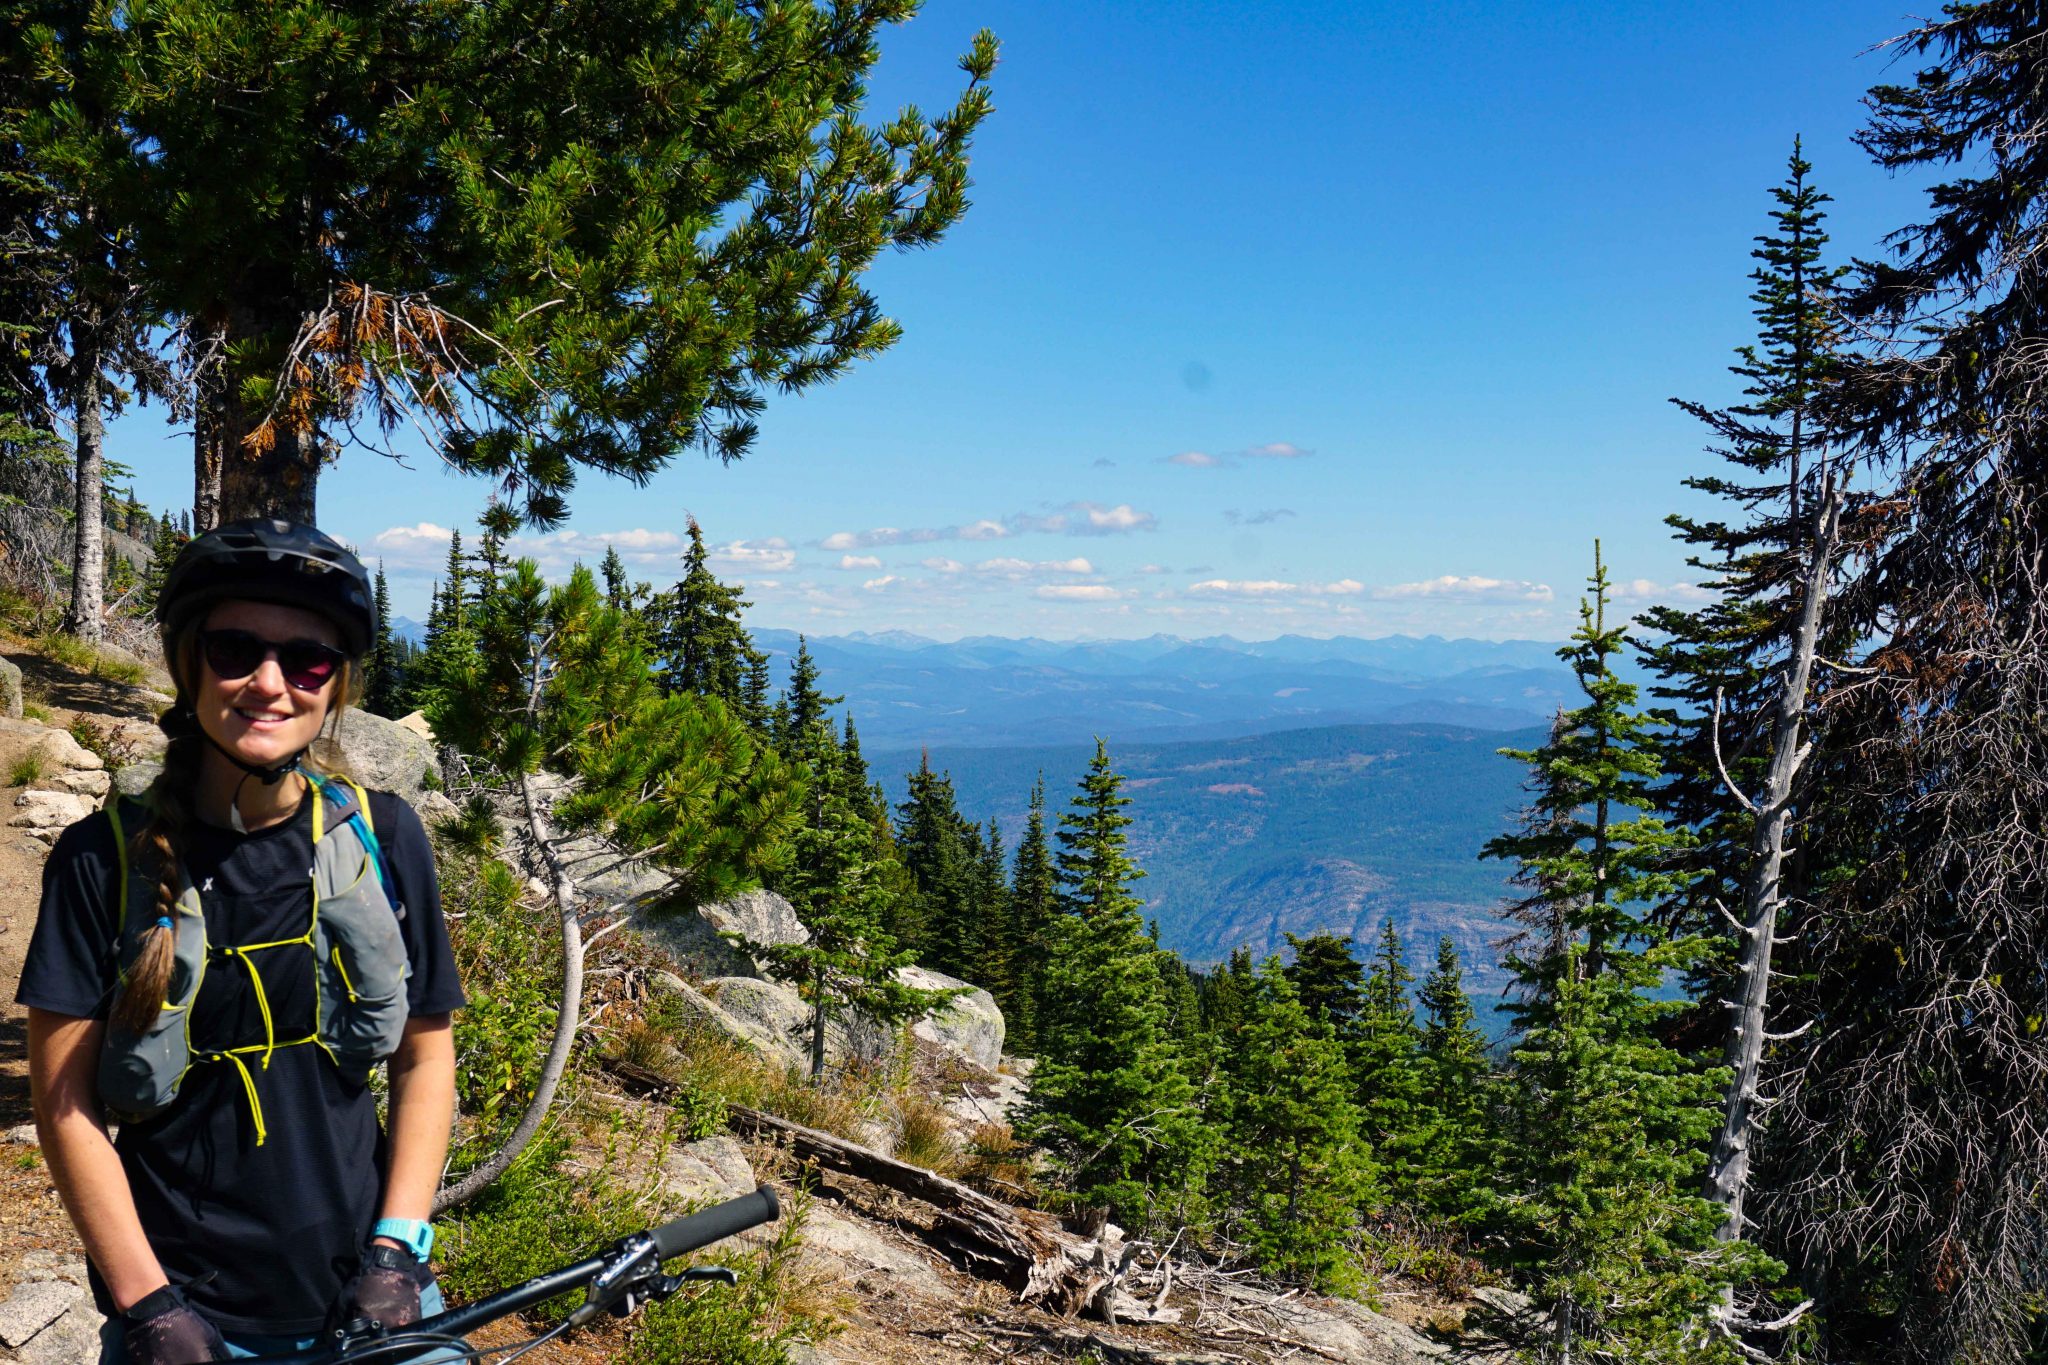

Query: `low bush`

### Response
(68, 716, 132, 769)
(895, 1095, 961, 1176)
(7, 752, 44, 788)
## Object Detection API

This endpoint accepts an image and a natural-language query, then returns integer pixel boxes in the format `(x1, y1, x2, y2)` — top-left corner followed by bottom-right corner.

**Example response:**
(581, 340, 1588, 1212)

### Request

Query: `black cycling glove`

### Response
(122, 1284, 228, 1365)
(340, 1242, 425, 1330)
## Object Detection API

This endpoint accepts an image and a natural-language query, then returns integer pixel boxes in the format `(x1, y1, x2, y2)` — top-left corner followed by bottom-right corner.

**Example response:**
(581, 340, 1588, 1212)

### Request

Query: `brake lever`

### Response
(567, 1233, 660, 1329)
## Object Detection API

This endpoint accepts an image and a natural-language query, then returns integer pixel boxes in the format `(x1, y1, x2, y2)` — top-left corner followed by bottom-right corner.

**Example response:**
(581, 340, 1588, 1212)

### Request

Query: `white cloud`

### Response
(1138, 563, 1169, 575)
(973, 556, 1096, 579)
(1188, 578, 1364, 598)
(708, 538, 796, 573)
(1073, 503, 1155, 534)
(1163, 441, 1312, 471)
(1609, 578, 1716, 606)
(1371, 575, 1553, 603)
(921, 557, 966, 574)
(370, 523, 456, 568)
(837, 554, 882, 571)
(862, 575, 905, 593)
(1224, 508, 1297, 526)
(1035, 584, 1130, 602)
(817, 502, 1157, 550)
(376, 523, 705, 575)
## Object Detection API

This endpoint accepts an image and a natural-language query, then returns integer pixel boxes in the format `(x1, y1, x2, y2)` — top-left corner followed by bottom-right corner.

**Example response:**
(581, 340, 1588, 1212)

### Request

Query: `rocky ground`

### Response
(0, 637, 1519, 1364)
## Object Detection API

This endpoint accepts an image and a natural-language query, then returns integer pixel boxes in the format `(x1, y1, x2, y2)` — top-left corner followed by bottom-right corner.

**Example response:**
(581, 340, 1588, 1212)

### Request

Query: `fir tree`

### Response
(1413, 937, 1494, 1229)
(653, 518, 756, 705)
(778, 635, 842, 751)
(1024, 740, 1205, 1230)
(1353, 919, 1427, 1205)
(365, 562, 398, 716)
(892, 754, 976, 967)
(758, 719, 953, 1077)
(1195, 947, 1259, 1050)
(1482, 551, 1768, 1359)
(1214, 960, 1377, 1292)
(1283, 931, 1368, 1046)
(1006, 775, 1059, 1055)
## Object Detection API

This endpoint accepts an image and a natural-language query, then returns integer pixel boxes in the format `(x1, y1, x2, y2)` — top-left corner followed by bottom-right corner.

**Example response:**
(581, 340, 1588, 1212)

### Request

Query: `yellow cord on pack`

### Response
(215, 1051, 267, 1147)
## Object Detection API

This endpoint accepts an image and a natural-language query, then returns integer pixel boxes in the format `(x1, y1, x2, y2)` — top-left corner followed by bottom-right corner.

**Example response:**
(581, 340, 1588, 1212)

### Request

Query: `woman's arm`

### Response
(377, 1012, 455, 1236)
(26, 1008, 168, 1310)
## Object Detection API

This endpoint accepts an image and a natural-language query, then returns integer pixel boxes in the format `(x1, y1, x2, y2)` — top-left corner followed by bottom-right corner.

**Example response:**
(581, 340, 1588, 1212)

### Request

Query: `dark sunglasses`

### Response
(197, 629, 348, 692)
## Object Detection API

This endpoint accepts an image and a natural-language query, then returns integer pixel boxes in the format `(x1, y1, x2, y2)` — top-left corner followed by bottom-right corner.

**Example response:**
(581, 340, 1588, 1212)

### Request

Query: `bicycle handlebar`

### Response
(242, 1186, 782, 1363)
(649, 1185, 779, 1260)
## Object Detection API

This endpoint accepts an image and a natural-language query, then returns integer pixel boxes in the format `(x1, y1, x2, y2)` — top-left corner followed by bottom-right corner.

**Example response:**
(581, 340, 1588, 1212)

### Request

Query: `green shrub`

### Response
(39, 632, 145, 684)
(622, 1183, 835, 1365)
(22, 702, 51, 723)
(440, 850, 559, 1153)
(7, 752, 44, 787)
(436, 1129, 643, 1325)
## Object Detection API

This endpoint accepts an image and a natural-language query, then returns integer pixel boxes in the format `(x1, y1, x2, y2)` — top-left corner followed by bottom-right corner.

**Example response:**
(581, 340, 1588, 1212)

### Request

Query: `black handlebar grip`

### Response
(648, 1186, 781, 1260)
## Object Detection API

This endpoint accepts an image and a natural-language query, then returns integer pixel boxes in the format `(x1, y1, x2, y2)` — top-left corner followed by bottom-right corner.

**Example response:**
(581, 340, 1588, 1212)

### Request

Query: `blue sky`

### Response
(105, 1, 1933, 640)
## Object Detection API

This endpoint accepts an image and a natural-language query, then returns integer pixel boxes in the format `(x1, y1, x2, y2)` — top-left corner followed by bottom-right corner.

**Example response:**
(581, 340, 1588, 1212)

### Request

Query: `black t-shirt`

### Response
(16, 786, 465, 1335)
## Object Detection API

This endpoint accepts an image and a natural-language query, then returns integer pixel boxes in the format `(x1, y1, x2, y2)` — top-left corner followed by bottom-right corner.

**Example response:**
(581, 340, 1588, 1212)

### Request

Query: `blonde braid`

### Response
(112, 632, 204, 1034)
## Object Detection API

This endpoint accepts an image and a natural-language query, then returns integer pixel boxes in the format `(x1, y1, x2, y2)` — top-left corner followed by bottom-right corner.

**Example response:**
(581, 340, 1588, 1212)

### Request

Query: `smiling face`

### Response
(189, 599, 348, 771)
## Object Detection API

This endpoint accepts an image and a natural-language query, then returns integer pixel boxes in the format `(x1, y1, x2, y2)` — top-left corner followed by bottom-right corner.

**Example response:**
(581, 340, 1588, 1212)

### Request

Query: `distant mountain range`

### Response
(755, 629, 1604, 750)
(877, 721, 1544, 1025)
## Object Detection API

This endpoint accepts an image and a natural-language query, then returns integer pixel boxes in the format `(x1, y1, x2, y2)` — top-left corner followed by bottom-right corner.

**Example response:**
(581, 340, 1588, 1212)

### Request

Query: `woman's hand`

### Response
(121, 1286, 228, 1364)
(339, 1245, 424, 1329)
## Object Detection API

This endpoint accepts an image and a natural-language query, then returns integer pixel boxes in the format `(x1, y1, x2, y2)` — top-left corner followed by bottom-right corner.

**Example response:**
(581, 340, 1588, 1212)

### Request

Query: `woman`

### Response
(18, 520, 466, 1363)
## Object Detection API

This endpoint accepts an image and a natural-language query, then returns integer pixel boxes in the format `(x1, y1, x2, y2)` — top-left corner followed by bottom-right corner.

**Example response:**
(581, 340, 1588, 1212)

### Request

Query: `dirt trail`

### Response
(0, 640, 165, 1357)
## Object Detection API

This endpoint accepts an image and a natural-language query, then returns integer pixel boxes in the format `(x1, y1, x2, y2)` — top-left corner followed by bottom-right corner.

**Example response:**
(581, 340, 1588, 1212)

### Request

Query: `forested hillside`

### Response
(883, 722, 1541, 1000)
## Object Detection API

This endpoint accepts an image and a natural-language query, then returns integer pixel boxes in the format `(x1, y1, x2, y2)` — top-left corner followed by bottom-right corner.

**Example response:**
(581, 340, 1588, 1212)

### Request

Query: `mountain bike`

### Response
(244, 1186, 781, 1364)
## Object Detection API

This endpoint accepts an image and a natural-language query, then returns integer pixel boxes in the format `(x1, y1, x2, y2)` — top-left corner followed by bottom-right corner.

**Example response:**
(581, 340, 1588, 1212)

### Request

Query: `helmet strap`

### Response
(200, 729, 308, 835)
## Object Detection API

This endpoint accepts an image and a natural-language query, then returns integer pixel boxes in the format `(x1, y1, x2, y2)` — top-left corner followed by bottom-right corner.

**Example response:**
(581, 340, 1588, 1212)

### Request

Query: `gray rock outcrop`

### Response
(903, 967, 1005, 1070)
(324, 707, 440, 801)
(0, 656, 20, 719)
(658, 1135, 756, 1206)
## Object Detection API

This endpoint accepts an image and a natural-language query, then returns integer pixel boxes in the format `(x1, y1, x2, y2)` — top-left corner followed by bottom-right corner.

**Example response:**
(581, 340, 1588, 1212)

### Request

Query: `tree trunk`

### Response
(219, 425, 320, 524)
(728, 1105, 1125, 1318)
(63, 315, 105, 644)
(1704, 482, 1843, 1245)
(195, 304, 322, 525)
(434, 770, 585, 1212)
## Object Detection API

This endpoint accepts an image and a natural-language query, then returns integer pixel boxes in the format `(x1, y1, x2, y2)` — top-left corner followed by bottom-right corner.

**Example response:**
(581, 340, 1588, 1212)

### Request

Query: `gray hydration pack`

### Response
(98, 772, 411, 1145)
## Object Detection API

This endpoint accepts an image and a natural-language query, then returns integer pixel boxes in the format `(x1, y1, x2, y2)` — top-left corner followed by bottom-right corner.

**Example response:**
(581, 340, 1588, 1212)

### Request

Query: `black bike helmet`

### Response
(158, 519, 376, 658)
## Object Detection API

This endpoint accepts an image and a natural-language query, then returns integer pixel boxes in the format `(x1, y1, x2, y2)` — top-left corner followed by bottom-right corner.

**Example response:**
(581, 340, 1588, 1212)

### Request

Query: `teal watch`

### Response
(373, 1218, 435, 1261)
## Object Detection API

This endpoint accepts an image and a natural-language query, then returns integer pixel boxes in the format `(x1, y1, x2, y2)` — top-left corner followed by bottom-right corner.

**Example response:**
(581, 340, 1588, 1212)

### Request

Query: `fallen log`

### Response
(729, 1104, 1119, 1317)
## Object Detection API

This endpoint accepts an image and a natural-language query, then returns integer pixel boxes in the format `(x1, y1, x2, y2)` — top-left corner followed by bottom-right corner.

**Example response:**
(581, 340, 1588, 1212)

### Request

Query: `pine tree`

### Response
(1756, 14, 2048, 1350)
(1213, 960, 1377, 1292)
(1195, 947, 1259, 1051)
(1024, 740, 1205, 1230)
(137, 510, 184, 615)
(1500, 951, 1761, 1364)
(54, 6, 996, 523)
